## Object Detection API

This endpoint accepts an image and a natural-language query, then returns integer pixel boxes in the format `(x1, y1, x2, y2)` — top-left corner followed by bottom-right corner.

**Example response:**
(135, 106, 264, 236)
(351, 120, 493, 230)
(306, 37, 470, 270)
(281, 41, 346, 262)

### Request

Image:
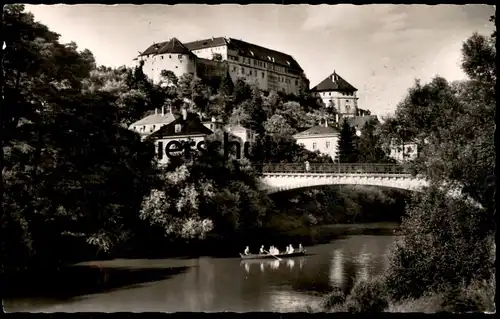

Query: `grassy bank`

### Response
(319, 277, 496, 313)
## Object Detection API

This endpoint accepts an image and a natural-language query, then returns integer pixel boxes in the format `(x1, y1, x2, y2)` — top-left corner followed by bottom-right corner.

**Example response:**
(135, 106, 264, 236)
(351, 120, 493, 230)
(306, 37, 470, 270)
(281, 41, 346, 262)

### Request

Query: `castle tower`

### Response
(311, 70, 359, 119)
(138, 37, 197, 84)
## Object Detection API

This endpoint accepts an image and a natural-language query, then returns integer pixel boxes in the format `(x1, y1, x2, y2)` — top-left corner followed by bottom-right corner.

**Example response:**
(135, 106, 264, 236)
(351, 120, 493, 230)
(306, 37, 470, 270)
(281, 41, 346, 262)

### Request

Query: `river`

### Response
(4, 232, 396, 312)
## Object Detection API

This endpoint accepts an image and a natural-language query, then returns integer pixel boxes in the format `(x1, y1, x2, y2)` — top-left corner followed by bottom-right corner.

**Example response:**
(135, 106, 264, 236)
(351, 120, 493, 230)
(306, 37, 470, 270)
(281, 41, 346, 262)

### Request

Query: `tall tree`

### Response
(1, 5, 157, 272)
(357, 119, 394, 163)
(383, 22, 496, 303)
(336, 120, 358, 163)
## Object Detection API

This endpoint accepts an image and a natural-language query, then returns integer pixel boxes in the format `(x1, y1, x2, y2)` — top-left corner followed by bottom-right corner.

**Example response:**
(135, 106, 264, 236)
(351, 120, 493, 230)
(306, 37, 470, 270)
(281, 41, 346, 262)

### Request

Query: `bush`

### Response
(440, 279, 496, 313)
(384, 188, 494, 300)
(323, 287, 346, 310)
(386, 294, 444, 313)
(344, 279, 389, 312)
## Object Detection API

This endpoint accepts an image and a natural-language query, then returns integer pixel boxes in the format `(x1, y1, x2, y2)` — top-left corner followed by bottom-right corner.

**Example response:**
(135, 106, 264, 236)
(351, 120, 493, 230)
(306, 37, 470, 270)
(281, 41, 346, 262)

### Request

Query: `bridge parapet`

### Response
(258, 163, 412, 175)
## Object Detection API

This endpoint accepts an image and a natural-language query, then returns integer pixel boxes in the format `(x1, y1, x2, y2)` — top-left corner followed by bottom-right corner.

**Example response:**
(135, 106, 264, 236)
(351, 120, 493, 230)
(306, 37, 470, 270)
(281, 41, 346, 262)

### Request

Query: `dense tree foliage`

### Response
(357, 119, 395, 163)
(336, 120, 359, 163)
(139, 137, 272, 240)
(379, 27, 495, 209)
(1, 5, 157, 273)
(385, 187, 494, 299)
(380, 22, 496, 305)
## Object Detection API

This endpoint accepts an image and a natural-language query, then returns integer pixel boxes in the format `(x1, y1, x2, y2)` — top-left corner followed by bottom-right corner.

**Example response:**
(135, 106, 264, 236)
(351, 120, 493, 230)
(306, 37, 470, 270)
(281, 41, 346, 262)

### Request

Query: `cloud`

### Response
(301, 5, 402, 31)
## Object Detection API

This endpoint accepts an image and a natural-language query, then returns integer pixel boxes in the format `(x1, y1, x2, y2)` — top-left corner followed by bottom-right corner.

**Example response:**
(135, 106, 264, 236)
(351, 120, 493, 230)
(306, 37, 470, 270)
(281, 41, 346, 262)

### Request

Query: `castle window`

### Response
(346, 99, 349, 102)
(161, 56, 164, 59)
(295, 79, 298, 85)
(312, 142, 317, 150)
(241, 67, 244, 74)
(329, 92, 331, 96)
(249, 70, 252, 76)
(169, 55, 172, 58)
(262, 72, 264, 78)
(326, 142, 330, 149)
(178, 55, 182, 59)
(233, 66, 237, 72)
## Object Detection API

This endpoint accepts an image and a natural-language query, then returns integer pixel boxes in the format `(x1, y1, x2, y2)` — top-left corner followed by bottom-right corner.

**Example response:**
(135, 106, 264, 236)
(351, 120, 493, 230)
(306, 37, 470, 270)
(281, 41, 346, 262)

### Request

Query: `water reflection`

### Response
(4, 235, 396, 313)
(269, 259, 280, 270)
(357, 244, 371, 282)
(329, 249, 344, 287)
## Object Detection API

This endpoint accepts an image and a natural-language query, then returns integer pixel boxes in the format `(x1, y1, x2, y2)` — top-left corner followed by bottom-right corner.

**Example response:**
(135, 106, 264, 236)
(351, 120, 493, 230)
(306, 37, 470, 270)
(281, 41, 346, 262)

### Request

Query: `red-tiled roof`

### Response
(311, 71, 357, 92)
(293, 125, 340, 138)
(140, 37, 194, 57)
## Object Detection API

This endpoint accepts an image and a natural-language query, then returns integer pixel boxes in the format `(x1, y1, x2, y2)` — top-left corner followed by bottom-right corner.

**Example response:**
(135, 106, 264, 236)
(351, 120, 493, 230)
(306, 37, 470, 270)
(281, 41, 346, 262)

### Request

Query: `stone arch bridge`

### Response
(258, 163, 428, 194)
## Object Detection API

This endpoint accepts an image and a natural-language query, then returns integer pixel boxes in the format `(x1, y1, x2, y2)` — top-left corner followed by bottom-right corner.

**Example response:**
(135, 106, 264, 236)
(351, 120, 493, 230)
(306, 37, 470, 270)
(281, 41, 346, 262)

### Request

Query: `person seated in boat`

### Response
(288, 244, 295, 254)
(298, 243, 304, 252)
(259, 245, 265, 254)
(270, 246, 278, 255)
(244, 246, 250, 255)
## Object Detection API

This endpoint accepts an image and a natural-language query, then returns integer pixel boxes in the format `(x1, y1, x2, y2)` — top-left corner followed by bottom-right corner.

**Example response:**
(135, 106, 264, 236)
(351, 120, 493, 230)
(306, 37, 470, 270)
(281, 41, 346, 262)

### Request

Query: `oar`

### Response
(264, 250, 282, 261)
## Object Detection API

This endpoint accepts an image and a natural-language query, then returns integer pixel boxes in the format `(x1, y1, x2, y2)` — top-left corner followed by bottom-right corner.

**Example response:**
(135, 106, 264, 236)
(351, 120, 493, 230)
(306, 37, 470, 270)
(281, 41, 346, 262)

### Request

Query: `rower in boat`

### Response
(287, 244, 295, 254)
(244, 246, 250, 255)
(259, 245, 265, 254)
(298, 243, 304, 252)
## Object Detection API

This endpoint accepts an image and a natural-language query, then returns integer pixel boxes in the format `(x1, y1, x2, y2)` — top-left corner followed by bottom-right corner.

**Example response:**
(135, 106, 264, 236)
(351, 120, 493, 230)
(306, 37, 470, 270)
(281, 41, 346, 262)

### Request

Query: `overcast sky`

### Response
(24, 4, 495, 116)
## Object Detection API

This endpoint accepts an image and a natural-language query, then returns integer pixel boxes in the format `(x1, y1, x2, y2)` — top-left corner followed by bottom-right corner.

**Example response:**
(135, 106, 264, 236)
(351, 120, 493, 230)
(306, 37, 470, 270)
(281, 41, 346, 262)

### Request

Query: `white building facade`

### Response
(293, 124, 340, 160)
(311, 71, 359, 118)
(129, 106, 178, 140)
(138, 37, 309, 95)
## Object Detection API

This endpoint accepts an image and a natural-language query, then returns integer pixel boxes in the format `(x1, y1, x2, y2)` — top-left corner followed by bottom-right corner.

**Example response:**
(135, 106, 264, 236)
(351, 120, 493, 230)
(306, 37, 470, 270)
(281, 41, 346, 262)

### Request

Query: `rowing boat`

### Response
(239, 250, 306, 260)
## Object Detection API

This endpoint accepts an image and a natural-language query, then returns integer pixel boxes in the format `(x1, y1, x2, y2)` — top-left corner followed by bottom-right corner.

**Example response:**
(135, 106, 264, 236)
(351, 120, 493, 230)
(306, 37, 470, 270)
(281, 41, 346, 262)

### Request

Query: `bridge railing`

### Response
(258, 163, 410, 175)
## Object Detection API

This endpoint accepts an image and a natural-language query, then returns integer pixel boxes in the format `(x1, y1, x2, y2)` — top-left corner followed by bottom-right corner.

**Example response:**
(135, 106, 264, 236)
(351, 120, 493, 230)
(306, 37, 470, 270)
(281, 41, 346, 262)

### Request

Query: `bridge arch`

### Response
(257, 163, 474, 206)
(261, 173, 428, 194)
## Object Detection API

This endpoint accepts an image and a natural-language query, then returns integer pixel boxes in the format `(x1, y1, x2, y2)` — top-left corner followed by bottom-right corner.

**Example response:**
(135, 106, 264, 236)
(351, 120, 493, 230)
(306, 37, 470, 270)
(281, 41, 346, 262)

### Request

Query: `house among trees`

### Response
(293, 121, 340, 160)
(147, 108, 214, 165)
(310, 70, 359, 118)
(129, 106, 179, 140)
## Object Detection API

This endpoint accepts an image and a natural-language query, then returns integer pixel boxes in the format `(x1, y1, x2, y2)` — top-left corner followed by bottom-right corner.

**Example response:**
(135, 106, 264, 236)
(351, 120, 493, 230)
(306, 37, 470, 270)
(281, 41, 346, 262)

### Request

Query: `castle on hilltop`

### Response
(135, 36, 310, 96)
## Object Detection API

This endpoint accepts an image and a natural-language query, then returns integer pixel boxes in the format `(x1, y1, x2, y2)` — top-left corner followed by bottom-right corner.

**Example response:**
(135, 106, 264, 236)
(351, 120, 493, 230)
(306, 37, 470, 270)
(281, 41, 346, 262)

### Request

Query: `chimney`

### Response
(161, 106, 165, 116)
(182, 108, 188, 120)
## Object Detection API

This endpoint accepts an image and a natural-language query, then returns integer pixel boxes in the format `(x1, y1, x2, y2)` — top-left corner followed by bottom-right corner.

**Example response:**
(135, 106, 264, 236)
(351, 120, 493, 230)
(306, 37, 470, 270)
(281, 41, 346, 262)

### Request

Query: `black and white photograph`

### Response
(1, 3, 496, 313)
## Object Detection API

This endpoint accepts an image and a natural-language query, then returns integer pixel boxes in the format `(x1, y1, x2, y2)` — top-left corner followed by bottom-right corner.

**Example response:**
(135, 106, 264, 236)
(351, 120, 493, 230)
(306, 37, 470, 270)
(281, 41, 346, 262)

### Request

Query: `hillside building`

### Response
(293, 121, 340, 160)
(311, 71, 359, 118)
(129, 106, 178, 140)
(147, 109, 214, 165)
(137, 37, 309, 95)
